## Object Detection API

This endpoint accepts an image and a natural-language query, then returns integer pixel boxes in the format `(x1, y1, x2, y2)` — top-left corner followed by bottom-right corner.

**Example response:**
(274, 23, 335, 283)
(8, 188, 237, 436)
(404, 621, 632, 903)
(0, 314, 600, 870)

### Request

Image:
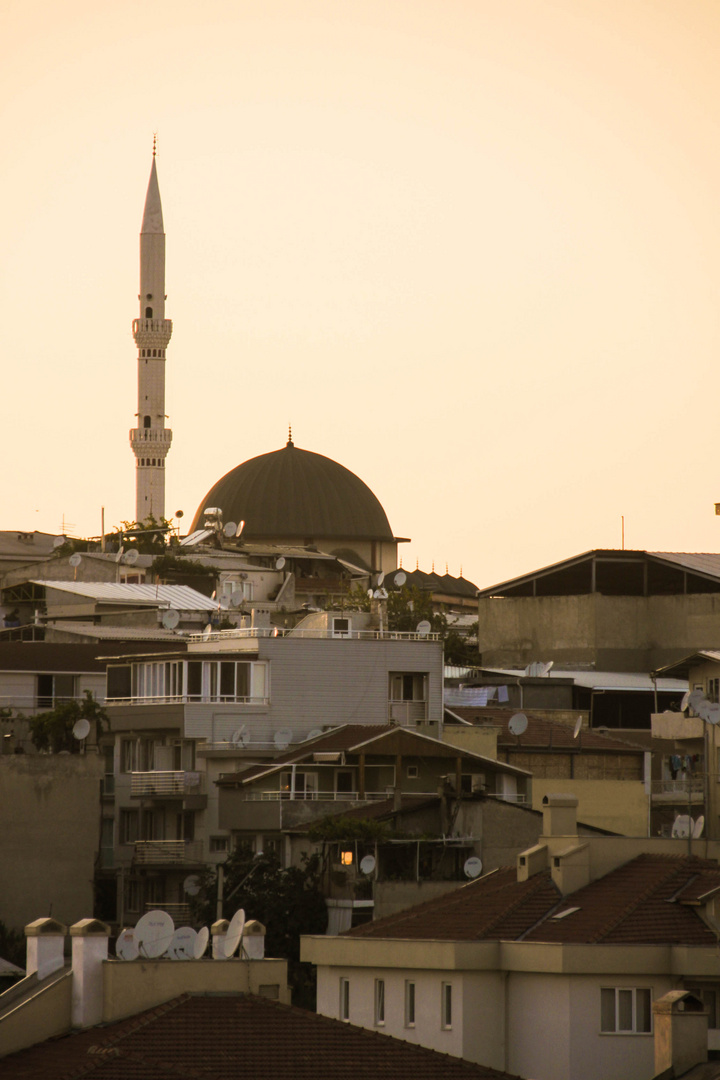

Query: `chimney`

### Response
(212, 918, 229, 959)
(541, 794, 579, 844)
(653, 990, 708, 1077)
(243, 919, 266, 959)
(70, 918, 110, 1028)
(24, 917, 67, 980)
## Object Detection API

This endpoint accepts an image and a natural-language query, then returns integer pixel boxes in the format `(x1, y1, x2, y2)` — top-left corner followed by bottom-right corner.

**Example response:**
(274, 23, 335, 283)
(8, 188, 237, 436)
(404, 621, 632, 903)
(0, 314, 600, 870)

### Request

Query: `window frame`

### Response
(405, 980, 416, 1028)
(441, 981, 453, 1030)
(339, 977, 350, 1022)
(600, 987, 652, 1034)
(374, 979, 385, 1026)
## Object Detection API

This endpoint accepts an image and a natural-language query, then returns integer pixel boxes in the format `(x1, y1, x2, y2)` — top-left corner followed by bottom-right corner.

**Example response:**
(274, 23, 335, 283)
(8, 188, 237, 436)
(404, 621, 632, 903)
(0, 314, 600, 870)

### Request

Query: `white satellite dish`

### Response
(275, 556, 286, 570)
(671, 815, 693, 840)
(115, 546, 124, 563)
(237, 520, 245, 538)
(416, 620, 431, 636)
(193, 926, 210, 959)
(52, 536, 66, 549)
(183, 874, 201, 897)
(696, 699, 712, 721)
(573, 716, 582, 739)
(463, 856, 483, 879)
(123, 548, 140, 565)
(224, 521, 238, 538)
(69, 553, 82, 568)
(375, 587, 388, 600)
(688, 689, 705, 710)
(72, 718, 91, 741)
(693, 815, 705, 839)
(274, 729, 292, 750)
(366, 588, 374, 598)
(360, 854, 376, 876)
(681, 690, 691, 711)
(709, 705, 720, 725)
(135, 909, 175, 959)
(540, 661, 554, 676)
(162, 609, 180, 630)
(394, 571, 406, 587)
(306, 728, 323, 741)
(223, 908, 246, 958)
(115, 928, 139, 961)
(168, 927, 197, 960)
(230, 590, 244, 608)
(508, 713, 529, 736)
(377, 572, 385, 587)
(202, 623, 213, 641)
(231, 726, 249, 748)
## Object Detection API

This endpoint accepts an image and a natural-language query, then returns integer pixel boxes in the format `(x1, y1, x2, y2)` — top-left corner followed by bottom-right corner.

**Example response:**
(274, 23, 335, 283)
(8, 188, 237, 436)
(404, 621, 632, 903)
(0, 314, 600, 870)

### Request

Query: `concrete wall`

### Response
(530, 779, 649, 836)
(478, 592, 720, 672)
(0, 754, 103, 930)
(0, 970, 72, 1058)
(373, 881, 464, 921)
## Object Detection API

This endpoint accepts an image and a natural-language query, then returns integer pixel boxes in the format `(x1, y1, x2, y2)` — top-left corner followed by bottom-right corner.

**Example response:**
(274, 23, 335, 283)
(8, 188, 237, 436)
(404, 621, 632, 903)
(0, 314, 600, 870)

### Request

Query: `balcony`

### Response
(388, 700, 428, 725)
(130, 771, 204, 798)
(134, 840, 203, 865)
(242, 790, 435, 802)
(651, 778, 705, 804)
(143, 901, 193, 924)
(186, 627, 441, 644)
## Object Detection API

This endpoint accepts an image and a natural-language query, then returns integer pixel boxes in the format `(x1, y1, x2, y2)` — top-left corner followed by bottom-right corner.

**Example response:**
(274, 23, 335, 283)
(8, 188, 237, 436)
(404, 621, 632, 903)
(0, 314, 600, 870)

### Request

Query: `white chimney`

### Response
(243, 919, 266, 959)
(212, 918, 229, 959)
(70, 918, 110, 1028)
(24, 917, 66, 980)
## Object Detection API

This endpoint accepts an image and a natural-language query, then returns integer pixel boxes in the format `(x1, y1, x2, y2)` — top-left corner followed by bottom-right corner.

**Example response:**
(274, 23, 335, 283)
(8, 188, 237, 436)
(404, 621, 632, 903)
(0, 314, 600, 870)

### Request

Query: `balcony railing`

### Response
(651, 778, 705, 800)
(130, 771, 204, 797)
(388, 700, 428, 724)
(134, 840, 203, 864)
(106, 694, 268, 707)
(143, 901, 192, 924)
(242, 790, 434, 802)
(186, 627, 441, 643)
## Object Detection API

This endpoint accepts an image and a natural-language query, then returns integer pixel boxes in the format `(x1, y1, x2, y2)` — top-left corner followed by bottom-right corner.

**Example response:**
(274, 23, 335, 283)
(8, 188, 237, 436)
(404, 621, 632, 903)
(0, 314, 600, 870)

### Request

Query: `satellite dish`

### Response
(193, 926, 210, 959)
(72, 718, 91, 741)
(230, 590, 244, 608)
(681, 690, 691, 711)
(115, 546, 124, 563)
(671, 815, 693, 840)
(162, 608, 180, 630)
(360, 854, 376, 876)
(123, 548, 139, 565)
(688, 689, 705, 710)
(231, 726, 249, 748)
(508, 712, 529, 736)
(168, 927, 197, 961)
(183, 874, 201, 897)
(367, 589, 374, 598)
(416, 620, 431, 636)
(52, 536, 66, 549)
(274, 729, 292, 750)
(693, 815, 705, 838)
(224, 521, 238, 538)
(223, 909, 246, 958)
(696, 699, 712, 722)
(709, 704, 720, 726)
(202, 623, 213, 641)
(573, 716, 582, 739)
(69, 553, 82, 568)
(237, 520, 245, 538)
(275, 556, 286, 570)
(394, 571, 406, 587)
(134, 910, 175, 959)
(377, 572, 385, 587)
(306, 728, 323, 741)
(115, 928, 139, 961)
(540, 661, 554, 677)
(463, 856, 483, 879)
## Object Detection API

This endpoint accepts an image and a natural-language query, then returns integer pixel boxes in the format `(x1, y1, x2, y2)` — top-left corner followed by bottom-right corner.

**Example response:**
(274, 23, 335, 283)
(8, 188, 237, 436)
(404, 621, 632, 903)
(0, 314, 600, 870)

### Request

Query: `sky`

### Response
(2, 0, 720, 590)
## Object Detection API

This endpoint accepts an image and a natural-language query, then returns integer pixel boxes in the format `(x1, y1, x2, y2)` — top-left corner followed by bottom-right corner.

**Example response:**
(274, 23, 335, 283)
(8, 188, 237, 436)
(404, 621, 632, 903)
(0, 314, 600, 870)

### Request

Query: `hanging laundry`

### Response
(498, 685, 509, 703)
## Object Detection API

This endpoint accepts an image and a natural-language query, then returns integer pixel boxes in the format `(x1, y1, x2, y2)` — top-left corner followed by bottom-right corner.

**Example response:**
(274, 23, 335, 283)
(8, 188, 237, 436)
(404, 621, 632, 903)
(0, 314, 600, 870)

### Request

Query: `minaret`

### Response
(129, 141, 172, 522)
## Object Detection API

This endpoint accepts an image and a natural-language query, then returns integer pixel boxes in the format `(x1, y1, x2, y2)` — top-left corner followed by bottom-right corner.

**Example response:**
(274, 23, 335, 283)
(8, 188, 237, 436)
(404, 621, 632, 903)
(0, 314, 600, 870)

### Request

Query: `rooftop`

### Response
(447, 707, 647, 753)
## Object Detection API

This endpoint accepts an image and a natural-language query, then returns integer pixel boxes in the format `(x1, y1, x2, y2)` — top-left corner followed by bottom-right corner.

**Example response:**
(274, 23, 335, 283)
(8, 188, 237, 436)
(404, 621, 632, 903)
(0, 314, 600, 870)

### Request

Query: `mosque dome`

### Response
(190, 437, 394, 543)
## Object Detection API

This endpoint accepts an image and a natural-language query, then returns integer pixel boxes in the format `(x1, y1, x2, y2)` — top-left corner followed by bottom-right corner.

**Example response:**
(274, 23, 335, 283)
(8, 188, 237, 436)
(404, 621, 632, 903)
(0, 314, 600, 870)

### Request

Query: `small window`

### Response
(600, 987, 652, 1033)
(125, 878, 140, 913)
(120, 809, 139, 845)
(332, 617, 351, 638)
(405, 980, 416, 1027)
(441, 982, 453, 1029)
(145, 306, 153, 318)
(340, 977, 350, 1021)
(210, 836, 230, 853)
(407, 765, 418, 779)
(375, 979, 385, 1025)
(143, 415, 151, 428)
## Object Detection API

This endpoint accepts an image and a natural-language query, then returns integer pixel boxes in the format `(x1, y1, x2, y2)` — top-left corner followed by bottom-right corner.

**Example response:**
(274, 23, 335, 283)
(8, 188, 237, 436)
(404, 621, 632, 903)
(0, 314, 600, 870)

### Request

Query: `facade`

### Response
(477, 549, 720, 673)
(100, 622, 444, 925)
(303, 795, 720, 1080)
(129, 150, 173, 521)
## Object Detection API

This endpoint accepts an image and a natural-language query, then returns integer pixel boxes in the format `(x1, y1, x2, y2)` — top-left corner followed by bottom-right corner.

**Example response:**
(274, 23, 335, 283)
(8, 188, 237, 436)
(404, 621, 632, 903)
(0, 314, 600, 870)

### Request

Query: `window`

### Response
(685, 986, 718, 1028)
(441, 982, 453, 1029)
(335, 770, 354, 795)
(600, 988, 652, 1033)
(37, 673, 77, 708)
(405, 981, 416, 1027)
(120, 809, 139, 845)
(332, 617, 351, 638)
(407, 765, 418, 779)
(280, 771, 318, 799)
(340, 978, 350, 1021)
(145, 307, 153, 318)
(374, 979, 385, 1026)
(708, 679, 720, 705)
(210, 836, 230, 853)
(125, 878, 140, 913)
(388, 673, 428, 724)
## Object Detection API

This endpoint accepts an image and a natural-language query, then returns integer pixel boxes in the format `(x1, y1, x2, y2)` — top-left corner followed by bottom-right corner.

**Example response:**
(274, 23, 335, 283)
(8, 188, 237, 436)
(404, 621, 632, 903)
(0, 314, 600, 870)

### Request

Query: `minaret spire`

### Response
(129, 148, 173, 522)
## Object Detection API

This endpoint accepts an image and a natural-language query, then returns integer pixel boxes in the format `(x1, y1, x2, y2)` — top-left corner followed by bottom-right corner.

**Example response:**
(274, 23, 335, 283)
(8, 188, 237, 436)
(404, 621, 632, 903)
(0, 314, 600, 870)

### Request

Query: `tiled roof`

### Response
(448, 707, 646, 752)
(289, 795, 440, 832)
(346, 854, 720, 947)
(2, 993, 521, 1079)
(223, 725, 396, 784)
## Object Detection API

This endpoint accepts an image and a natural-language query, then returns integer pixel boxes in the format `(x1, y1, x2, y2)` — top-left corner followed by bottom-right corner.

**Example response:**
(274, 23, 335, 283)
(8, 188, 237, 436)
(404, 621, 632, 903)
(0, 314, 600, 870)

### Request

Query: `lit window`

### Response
(375, 979, 385, 1025)
(600, 988, 652, 1033)
(405, 980, 416, 1027)
(340, 977, 350, 1021)
(441, 982, 453, 1029)
(341, 850, 353, 866)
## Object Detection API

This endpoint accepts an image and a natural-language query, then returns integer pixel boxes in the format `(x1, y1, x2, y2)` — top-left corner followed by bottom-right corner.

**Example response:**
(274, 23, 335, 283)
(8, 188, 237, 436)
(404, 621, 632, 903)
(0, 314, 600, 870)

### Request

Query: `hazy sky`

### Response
(3, 0, 720, 589)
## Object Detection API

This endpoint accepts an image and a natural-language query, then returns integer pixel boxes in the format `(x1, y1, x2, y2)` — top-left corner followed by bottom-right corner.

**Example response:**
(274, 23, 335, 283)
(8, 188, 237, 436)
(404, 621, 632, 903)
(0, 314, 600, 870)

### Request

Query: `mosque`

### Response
(130, 153, 406, 575)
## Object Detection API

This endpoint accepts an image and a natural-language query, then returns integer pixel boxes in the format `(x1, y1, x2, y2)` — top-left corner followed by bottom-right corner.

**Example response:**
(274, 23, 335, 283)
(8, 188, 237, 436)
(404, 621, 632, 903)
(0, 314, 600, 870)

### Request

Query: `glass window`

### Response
(375, 979, 385, 1025)
(405, 981, 416, 1027)
(120, 809, 139, 844)
(601, 987, 652, 1033)
(441, 982, 452, 1029)
(340, 978, 350, 1021)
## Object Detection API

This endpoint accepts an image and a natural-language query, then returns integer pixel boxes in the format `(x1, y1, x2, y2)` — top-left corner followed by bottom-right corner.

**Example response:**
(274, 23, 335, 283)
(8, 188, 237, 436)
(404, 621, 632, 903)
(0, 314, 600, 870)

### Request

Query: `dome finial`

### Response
(287, 424, 294, 447)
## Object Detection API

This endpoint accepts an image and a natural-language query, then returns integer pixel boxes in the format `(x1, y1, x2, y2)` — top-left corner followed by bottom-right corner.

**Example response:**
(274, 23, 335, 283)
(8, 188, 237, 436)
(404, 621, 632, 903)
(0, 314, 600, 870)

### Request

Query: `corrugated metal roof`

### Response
(44, 621, 181, 640)
(34, 581, 216, 610)
(647, 551, 720, 577)
(472, 667, 687, 692)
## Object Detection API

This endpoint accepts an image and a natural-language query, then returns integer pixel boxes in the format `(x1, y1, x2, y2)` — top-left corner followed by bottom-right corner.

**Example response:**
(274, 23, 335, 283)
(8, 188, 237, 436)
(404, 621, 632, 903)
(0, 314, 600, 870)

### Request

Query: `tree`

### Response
(27, 691, 109, 754)
(190, 846, 327, 1008)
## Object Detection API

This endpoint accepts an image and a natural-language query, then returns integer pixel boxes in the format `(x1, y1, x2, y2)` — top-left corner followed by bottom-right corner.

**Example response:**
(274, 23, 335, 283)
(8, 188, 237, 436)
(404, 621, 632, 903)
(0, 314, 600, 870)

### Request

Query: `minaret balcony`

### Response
(130, 428, 173, 450)
(132, 318, 173, 348)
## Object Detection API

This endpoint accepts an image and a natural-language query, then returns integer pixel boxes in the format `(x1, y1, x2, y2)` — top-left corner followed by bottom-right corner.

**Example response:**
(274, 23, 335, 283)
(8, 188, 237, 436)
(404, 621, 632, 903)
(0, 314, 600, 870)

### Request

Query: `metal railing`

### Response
(134, 840, 203, 864)
(186, 627, 441, 644)
(130, 771, 204, 797)
(242, 790, 434, 802)
(107, 694, 269, 707)
(143, 902, 192, 923)
(388, 700, 428, 724)
(651, 778, 705, 798)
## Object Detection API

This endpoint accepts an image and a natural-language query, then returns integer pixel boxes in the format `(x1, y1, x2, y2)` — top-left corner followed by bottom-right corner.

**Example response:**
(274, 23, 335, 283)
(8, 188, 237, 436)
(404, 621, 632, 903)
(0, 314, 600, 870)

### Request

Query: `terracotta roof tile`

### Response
(4, 993, 522, 1079)
(450, 707, 646, 752)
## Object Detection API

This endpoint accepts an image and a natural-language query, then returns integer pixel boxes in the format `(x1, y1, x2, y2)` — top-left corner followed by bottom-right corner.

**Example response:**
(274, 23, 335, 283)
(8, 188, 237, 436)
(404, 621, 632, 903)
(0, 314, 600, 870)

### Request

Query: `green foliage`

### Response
(190, 846, 327, 1008)
(151, 554, 216, 578)
(307, 815, 392, 844)
(28, 691, 108, 754)
(110, 515, 175, 555)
